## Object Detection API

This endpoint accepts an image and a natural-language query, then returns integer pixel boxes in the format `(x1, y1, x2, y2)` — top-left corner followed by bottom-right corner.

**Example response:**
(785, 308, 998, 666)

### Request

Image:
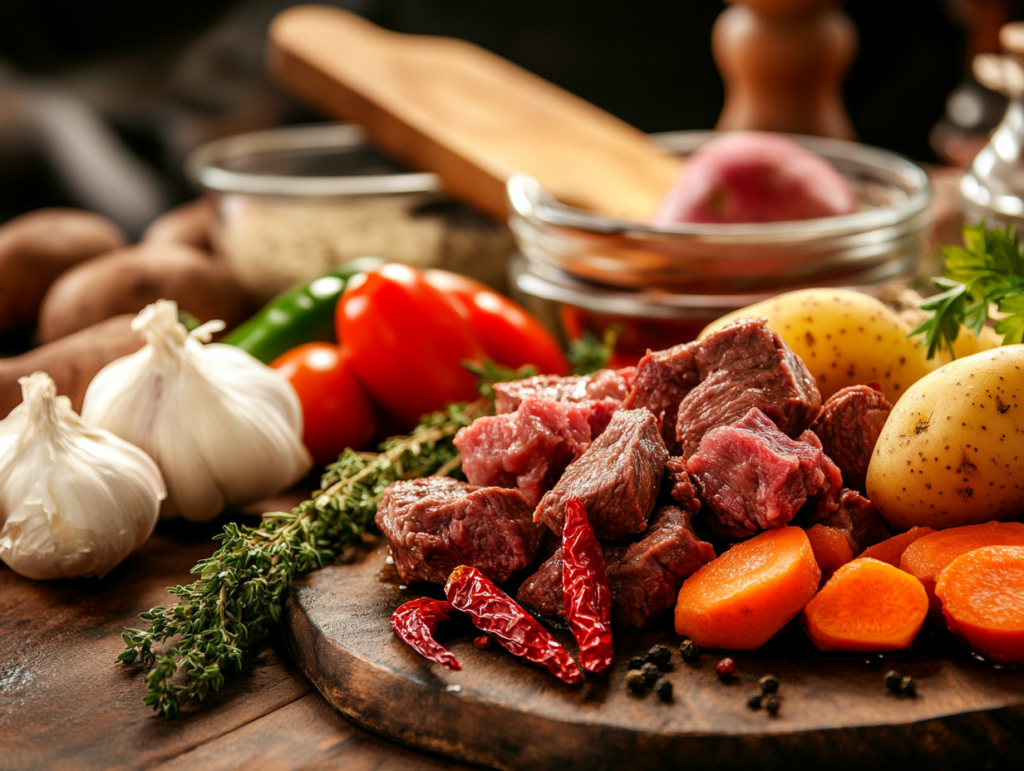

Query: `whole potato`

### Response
(142, 199, 214, 251)
(866, 345, 1024, 531)
(700, 288, 935, 403)
(37, 242, 249, 343)
(0, 315, 142, 418)
(0, 208, 125, 333)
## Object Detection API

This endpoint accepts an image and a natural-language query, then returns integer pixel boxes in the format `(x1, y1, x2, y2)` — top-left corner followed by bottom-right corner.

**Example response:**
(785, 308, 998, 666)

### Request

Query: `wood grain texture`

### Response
(267, 6, 681, 221)
(286, 545, 1024, 771)
(1, 522, 312, 771)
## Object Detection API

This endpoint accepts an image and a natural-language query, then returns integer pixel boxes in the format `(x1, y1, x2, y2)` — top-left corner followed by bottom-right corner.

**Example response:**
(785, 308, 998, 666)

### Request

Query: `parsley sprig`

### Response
(910, 224, 1024, 359)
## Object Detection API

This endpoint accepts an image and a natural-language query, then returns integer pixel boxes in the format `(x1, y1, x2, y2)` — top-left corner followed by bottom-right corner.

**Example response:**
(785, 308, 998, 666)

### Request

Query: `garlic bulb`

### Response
(82, 300, 312, 521)
(0, 372, 166, 580)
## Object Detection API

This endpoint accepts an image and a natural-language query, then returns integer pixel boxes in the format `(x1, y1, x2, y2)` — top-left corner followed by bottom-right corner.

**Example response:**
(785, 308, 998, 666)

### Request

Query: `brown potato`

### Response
(142, 199, 214, 251)
(37, 242, 249, 343)
(0, 315, 142, 418)
(0, 208, 126, 333)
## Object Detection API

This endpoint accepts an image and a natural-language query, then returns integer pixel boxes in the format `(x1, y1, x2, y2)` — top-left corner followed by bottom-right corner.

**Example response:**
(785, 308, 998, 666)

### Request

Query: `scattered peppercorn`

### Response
(641, 661, 661, 686)
(715, 658, 735, 680)
(625, 669, 647, 694)
(647, 645, 672, 670)
(763, 694, 781, 716)
(884, 670, 903, 693)
(758, 674, 779, 694)
(629, 656, 645, 670)
(655, 679, 673, 702)
(899, 676, 917, 697)
(679, 638, 700, 663)
(473, 636, 491, 649)
(746, 691, 764, 710)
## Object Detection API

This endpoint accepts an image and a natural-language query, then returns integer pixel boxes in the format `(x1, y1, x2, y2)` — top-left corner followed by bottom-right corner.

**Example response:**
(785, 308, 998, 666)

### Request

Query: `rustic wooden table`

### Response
(0, 168, 971, 771)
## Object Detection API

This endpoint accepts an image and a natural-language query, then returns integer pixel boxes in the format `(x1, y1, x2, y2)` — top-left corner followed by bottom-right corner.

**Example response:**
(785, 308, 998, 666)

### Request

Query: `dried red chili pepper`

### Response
(561, 497, 613, 675)
(390, 597, 461, 671)
(444, 565, 583, 684)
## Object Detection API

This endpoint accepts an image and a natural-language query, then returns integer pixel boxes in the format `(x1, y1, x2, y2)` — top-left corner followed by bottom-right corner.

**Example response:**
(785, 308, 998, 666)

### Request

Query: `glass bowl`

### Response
(187, 123, 514, 303)
(507, 131, 933, 364)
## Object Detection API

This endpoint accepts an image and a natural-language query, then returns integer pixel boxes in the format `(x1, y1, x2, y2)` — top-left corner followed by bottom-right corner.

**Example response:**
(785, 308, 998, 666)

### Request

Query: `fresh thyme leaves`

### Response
(463, 359, 538, 400)
(117, 398, 490, 719)
(910, 224, 1024, 359)
(568, 327, 620, 375)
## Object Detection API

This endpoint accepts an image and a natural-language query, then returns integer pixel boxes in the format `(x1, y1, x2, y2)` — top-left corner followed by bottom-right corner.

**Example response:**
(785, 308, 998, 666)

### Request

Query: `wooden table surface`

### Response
(0, 167, 971, 771)
(1, 514, 475, 771)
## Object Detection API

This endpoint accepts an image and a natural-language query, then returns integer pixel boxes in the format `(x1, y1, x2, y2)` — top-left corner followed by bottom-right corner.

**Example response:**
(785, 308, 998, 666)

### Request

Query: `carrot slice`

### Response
(802, 558, 928, 652)
(675, 526, 820, 650)
(806, 525, 854, 578)
(901, 522, 1024, 616)
(935, 545, 1024, 664)
(859, 526, 935, 567)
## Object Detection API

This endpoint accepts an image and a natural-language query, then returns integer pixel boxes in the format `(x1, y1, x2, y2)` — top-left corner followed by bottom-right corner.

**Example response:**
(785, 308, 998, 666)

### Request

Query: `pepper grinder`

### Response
(960, 22, 1024, 227)
(713, 0, 857, 139)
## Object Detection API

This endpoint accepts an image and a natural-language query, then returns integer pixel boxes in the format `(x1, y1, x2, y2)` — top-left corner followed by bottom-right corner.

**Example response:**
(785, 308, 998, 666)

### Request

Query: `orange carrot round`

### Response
(806, 525, 854, 578)
(858, 526, 935, 568)
(935, 545, 1024, 665)
(675, 526, 820, 650)
(901, 522, 1024, 616)
(802, 558, 928, 652)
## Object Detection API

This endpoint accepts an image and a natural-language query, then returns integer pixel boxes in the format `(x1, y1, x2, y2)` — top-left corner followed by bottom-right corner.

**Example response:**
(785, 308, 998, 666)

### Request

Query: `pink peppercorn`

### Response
(473, 635, 492, 649)
(716, 657, 735, 680)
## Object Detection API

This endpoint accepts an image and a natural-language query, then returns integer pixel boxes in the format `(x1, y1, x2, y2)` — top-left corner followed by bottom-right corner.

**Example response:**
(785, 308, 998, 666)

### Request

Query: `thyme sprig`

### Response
(910, 224, 1024, 359)
(117, 398, 490, 719)
(568, 327, 619, 374)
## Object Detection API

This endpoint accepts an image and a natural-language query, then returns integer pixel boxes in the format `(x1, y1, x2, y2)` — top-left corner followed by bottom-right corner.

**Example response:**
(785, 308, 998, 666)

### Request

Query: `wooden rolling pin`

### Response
(267, 6, 681, 221)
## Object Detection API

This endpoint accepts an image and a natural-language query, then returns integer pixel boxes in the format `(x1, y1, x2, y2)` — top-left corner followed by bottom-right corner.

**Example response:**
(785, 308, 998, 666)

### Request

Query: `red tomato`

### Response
(271, 343, 378, 466)
(425, 269, 569, 376)
(336, 264, 486, 427)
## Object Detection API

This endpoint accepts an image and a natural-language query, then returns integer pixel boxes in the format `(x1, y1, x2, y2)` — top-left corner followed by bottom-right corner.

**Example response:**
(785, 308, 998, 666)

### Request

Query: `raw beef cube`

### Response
(624, 318, 820, 456)
(455, 397, 620, 506)
(534, 409, 668, 540)
(376, 477, 541, 585)
(517, 505, 716, 628)
(664, 457, 702, 516)
(687, 408, 842, 539)
(494, 368, 635, 414)
(811, 488, 891, 555)
(623, 345, 700, 452)
(676, 318, 821, 457)
(810, 385, 892, 495)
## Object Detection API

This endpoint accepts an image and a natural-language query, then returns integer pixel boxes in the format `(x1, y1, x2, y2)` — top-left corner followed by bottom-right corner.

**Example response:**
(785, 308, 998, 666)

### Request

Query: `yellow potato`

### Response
(700, 288, 935, 403)
(866, 345, 1024, 531)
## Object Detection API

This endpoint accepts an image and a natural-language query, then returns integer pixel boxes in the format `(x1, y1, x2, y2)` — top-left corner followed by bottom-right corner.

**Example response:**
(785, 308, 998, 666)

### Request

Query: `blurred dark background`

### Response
(0, 0, 1017, 233)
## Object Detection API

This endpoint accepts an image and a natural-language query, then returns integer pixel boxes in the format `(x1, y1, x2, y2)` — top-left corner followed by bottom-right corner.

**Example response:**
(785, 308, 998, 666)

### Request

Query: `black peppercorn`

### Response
(625, 669, 646, 693)
(629, 656, 645, 671)
(679, 638, 700, 663)
(899, 676, 917, 697)
(884, 670, 902, 692)
(758, 674, 779, 694)
(641, 661, 661, 686)
(763, 694, 781, 716)
(655, 679, 673, 702)
(647, 645, 672, 670)
(746, 691, 764, 710)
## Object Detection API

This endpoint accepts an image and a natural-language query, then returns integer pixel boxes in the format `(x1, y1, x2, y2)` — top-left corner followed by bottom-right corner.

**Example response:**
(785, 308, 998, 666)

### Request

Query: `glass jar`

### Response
(187, 123, 514, 303)
(507, 131, 933, 365)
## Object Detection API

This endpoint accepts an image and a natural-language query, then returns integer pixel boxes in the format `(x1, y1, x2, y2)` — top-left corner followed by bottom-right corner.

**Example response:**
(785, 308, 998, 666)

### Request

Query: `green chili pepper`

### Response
(224, 257, 383, 363)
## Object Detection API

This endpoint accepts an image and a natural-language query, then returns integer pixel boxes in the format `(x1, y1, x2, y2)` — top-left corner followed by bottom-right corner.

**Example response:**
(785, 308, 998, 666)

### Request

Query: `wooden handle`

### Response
(267, 6, 681, 221)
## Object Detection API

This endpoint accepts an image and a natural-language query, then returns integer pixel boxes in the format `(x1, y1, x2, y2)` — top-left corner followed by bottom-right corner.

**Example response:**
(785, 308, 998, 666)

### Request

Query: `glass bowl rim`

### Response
(507, 131, 933, 242)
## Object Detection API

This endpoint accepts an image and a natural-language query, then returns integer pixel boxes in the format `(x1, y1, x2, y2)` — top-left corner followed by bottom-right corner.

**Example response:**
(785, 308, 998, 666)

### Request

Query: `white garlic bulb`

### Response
(82, 300, 312, 521)
(0, 372, 166, 580)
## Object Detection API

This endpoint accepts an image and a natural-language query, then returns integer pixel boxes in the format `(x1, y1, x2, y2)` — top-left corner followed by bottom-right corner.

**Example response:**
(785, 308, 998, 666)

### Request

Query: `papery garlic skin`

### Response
(0, 372, 166, 580)
(82, 300, 313, 522)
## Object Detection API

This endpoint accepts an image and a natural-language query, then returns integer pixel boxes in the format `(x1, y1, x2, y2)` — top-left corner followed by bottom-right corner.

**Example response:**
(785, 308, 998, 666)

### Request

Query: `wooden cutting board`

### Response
(285, 545, 1024, 771)
(267, 6, 681, 221)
